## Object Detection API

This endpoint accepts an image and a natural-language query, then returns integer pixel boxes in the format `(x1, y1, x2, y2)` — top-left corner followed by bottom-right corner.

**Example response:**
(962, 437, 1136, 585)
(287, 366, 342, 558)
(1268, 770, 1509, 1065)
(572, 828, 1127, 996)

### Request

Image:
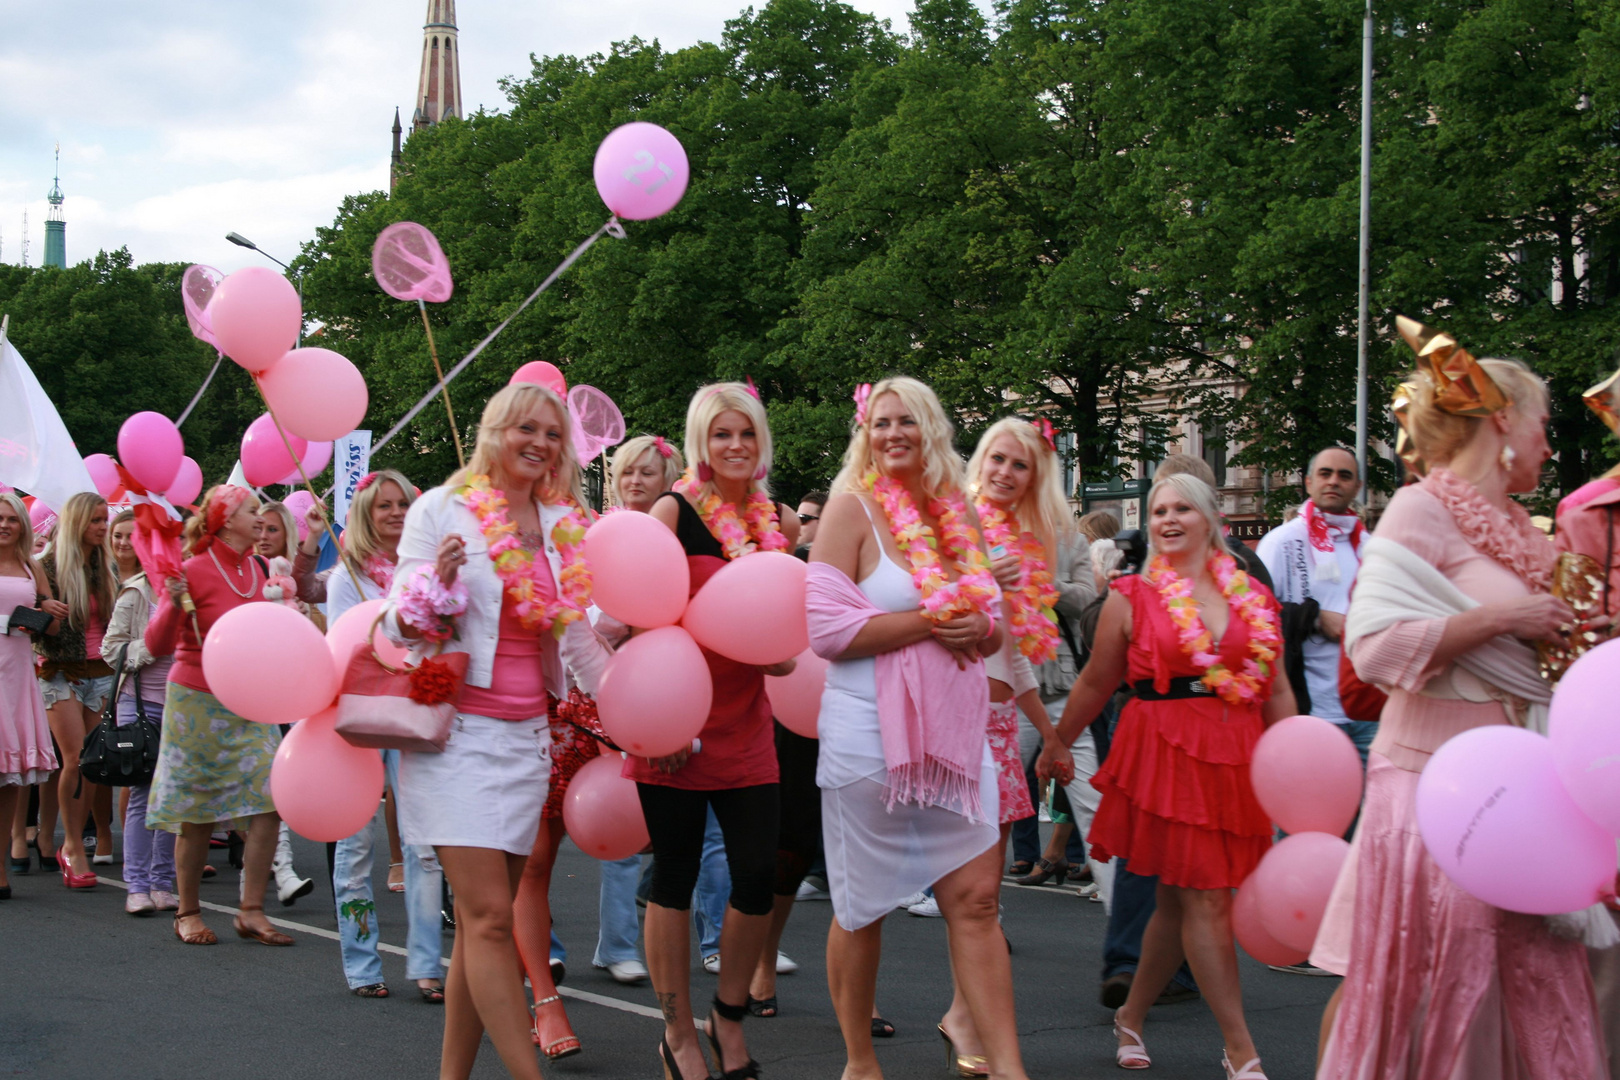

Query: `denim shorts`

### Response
(40, 671, 115, 712)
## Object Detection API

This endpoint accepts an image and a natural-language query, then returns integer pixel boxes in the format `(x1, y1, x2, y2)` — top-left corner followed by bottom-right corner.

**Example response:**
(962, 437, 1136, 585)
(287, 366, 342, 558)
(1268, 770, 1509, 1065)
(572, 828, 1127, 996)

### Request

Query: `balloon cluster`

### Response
(86, 414, 203, 507)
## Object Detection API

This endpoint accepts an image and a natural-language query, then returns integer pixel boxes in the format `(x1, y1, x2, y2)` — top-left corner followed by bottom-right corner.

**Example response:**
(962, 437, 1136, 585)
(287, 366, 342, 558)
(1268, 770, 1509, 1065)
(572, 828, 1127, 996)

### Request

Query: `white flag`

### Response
(0, 338, 97, 512)
(333, 430, 373, 528)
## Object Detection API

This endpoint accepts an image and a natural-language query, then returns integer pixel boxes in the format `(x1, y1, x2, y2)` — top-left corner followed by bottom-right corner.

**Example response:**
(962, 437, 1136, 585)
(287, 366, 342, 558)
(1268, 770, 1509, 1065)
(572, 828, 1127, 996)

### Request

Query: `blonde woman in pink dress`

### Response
(1316, 335, 1607, 1079)
(0, 493, 56, 899)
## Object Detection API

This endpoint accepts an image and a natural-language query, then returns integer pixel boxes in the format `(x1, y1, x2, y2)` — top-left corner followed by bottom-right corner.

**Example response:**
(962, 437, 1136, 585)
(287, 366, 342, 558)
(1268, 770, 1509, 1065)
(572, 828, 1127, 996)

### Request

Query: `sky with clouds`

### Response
(0, 0, 970, 277)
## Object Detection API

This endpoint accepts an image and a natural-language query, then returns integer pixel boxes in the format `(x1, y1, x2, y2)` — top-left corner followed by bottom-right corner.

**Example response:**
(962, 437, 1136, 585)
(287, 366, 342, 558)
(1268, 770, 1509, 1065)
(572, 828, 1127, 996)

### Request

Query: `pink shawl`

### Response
(807, 561, 988, 822)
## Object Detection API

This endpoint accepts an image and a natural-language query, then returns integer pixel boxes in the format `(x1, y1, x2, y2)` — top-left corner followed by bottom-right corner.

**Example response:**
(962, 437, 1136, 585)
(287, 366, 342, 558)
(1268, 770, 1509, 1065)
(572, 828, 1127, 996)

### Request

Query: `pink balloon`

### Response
(1233, 871, 1309, 967)
(682, 552, 808, 666)
(182, 264, 223, 348)
(597, 627, 712, 758)
(117, 411, 185, 492)
(210, 266, 302, 373)
(765, 647, 828, 739)
(202, 601, 338, 725)
(28, 500, 56, 532)
(593, 122, 690, 221)
(283, 490, 317, 542)
(1249, 715, 1363, 836)
(240, 413, 309, 488)
(1253, 832, 1350, 953)
(372, 221, 453, 303)
(584, 511, 690, 629)
(277, 440, 333, 486)
(83, 453, 121, 499)
(1416, 725, 1615, 915)
(562, 753, 649, 860)
(257, 347, 368, 442)
(1549, 637, 1620, 835)
(511, 361, 567, 395)
(270, 706, 386, 843)
(568, 384, 625, 465)
(326, 599, 409, 681)
(165, 456, 204, 507)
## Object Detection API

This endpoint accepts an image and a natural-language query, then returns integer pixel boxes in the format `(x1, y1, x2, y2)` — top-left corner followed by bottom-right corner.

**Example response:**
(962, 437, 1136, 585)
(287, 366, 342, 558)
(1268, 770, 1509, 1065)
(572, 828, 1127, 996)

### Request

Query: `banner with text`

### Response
(333, 430, 373, 528)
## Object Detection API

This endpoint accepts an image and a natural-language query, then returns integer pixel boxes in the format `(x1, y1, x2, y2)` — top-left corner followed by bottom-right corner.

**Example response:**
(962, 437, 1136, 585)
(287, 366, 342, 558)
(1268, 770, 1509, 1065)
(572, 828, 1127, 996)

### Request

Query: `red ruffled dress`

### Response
(1086, 573, 1277, 890)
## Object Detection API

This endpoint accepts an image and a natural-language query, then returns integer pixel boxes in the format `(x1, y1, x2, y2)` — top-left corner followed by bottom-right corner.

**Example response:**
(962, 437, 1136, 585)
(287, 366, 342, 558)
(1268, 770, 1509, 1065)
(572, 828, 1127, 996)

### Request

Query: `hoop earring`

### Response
(696, 462, 714, 482)
(1499, 445, 1516, 471)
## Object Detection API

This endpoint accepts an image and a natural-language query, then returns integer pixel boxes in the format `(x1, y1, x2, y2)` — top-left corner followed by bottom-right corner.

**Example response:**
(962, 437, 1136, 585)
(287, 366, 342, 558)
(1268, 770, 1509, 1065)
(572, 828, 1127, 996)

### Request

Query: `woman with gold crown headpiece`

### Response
(1312, 318, 1608, 1078)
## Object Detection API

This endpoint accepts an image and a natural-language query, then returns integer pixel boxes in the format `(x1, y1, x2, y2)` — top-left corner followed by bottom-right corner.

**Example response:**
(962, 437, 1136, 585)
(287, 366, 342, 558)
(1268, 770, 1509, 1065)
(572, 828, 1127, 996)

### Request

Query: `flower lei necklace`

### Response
(974, 499, 1060, 663)
(673, 469, 789, 559)
(362, 553, 397, 594)
(1148, 552, 1279, 705)
(461, 474, 592, 638)
(868, 472, 998, 621)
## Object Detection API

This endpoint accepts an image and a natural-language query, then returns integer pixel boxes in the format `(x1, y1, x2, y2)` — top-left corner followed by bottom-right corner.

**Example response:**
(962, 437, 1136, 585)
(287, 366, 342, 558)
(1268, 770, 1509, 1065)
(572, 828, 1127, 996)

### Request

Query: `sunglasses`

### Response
(798, 513, 819, 524)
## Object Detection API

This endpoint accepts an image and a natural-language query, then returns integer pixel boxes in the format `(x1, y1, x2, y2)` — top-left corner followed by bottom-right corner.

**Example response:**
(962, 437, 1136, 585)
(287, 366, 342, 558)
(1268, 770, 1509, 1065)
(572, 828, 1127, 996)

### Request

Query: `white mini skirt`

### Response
(396, 712, 551, 855)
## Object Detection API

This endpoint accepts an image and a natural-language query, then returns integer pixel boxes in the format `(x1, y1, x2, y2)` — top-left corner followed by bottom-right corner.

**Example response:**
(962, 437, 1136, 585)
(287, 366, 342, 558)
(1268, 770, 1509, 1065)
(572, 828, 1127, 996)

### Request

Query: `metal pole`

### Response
(1354, 0, 1374, 481)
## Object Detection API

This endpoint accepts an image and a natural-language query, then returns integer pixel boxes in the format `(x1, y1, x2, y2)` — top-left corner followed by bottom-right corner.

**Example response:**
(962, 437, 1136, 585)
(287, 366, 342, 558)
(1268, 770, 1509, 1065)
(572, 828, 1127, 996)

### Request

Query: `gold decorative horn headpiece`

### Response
(1390, 315, 1510, 475)
(1583, 369, 1620, 435)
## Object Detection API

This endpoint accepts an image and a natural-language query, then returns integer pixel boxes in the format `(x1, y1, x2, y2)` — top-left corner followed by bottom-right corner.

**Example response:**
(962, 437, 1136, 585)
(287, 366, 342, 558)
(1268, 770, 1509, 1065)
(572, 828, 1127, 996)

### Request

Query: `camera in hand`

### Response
(7, 605, 51, 636)
(1114, 528, 1147, 575)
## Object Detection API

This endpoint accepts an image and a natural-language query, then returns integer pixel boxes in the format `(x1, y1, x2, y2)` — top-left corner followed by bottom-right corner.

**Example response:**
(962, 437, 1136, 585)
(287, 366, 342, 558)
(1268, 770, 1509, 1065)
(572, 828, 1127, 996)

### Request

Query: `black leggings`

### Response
(773, 722, 822, 896)
(637, 782, 779, 917)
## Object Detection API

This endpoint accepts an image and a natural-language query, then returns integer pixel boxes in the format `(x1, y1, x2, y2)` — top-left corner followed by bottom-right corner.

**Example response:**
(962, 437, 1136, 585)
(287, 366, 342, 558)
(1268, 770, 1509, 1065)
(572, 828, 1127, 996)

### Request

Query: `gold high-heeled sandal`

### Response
(937, 1024, 989, 1078)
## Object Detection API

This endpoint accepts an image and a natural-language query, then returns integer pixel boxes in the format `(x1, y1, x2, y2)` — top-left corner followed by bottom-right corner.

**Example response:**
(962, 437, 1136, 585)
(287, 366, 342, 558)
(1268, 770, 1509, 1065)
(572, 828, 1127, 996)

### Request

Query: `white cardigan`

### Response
(382, 484, 610, 692)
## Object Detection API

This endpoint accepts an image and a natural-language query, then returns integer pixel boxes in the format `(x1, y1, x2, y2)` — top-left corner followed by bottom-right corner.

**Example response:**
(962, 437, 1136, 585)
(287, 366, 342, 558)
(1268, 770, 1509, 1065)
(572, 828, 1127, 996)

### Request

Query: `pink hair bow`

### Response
(355, 472, 379, 494)
(1035, 417, 1058, 453)
(744, 377, 761, 401)
(853, 383, 873, 426)
(650, 435, 674, 459)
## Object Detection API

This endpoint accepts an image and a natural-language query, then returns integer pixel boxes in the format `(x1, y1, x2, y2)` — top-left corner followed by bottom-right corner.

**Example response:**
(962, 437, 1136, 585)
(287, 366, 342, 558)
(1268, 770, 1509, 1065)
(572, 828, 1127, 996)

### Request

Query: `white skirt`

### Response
(396, 712, 551, 855)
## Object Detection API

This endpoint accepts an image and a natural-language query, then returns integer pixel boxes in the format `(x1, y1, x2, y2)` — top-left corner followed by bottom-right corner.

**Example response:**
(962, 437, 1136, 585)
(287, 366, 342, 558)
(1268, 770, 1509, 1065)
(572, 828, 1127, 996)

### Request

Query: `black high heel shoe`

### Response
(705, 996, 760, 1080)
(659, 1037, 707, 1080)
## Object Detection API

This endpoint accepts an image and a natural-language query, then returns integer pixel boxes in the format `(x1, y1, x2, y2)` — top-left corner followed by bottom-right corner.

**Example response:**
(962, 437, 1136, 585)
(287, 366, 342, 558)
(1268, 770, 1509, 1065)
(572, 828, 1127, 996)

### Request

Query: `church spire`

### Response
(390, 107, 403, 194)
(413, 0, 463, 134)
(43, 143, 65, 270)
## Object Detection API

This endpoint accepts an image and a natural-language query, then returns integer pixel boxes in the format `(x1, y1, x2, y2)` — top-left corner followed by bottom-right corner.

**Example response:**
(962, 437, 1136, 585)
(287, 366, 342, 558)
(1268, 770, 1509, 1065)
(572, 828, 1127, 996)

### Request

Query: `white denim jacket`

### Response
(382, 484, 608, 692)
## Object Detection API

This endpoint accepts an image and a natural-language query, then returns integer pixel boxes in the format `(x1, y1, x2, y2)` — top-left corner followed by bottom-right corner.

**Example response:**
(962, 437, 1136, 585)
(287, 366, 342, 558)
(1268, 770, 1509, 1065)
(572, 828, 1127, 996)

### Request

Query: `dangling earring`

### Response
(753, 465, 769, 481)
(1499, 445, 1516, 471)
(696, 462, 714, 482)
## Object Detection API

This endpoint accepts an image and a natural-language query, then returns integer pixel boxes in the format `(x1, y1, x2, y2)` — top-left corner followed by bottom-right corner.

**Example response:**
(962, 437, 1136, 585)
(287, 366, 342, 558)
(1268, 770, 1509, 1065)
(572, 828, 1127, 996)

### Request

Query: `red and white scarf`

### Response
(1301, 498, 1364, 582)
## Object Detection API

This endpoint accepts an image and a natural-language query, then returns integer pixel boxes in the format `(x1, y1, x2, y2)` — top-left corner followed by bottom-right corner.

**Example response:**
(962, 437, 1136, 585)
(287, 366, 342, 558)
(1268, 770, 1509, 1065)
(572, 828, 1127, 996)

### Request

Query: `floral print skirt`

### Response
(147, 683, 280, 834)
(987, 699, 1033, 825)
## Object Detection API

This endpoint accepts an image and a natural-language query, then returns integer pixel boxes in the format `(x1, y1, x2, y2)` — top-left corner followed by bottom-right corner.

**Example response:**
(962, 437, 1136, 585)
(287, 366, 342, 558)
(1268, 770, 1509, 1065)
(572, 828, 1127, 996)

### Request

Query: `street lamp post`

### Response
(226, 232, 303, 347)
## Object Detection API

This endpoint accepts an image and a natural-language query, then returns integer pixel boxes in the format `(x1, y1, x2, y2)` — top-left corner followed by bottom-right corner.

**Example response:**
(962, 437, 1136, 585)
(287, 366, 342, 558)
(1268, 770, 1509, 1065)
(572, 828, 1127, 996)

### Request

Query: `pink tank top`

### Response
(457, 563, 557, 722)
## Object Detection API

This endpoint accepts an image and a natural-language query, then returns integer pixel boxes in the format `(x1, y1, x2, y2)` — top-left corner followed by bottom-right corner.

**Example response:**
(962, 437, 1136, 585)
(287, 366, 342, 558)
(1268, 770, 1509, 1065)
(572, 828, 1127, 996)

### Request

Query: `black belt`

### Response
(1131, 676, 1217, 702)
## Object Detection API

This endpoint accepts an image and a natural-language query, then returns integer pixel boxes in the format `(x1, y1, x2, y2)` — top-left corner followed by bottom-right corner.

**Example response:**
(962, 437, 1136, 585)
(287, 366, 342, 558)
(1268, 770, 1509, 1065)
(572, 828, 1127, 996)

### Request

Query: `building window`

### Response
(1201, 419, 1228, 488)
(1056, 431, 1078, 497)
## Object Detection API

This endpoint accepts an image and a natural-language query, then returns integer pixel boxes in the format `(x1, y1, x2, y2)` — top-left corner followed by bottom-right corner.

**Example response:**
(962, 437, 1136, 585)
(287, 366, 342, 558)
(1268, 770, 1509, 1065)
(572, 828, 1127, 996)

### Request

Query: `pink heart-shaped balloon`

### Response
(372, 222, 453, 303)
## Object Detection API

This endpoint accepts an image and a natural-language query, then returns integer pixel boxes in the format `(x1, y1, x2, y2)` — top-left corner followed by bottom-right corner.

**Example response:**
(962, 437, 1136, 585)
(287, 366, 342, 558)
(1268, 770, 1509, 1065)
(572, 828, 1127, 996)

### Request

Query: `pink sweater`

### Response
(145, 543, 267, 695)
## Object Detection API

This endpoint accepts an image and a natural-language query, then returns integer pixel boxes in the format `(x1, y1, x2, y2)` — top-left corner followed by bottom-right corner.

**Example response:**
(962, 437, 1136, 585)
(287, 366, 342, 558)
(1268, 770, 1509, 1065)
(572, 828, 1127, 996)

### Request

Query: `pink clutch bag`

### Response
(334, 620, 468, 753)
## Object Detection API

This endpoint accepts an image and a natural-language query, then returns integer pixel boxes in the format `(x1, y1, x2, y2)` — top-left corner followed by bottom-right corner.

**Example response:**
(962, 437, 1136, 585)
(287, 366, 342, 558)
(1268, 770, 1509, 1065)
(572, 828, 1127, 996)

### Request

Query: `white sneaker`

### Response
(1076, 881, 1102, 901)
(795, 879, 830, 902)
(702, 953, 721, 974)
(600, 959, 649, 985)
(907, 894, 942, 918)
(275, 866, 314, 907)
(898, 890, 930, 909)
(92, 854, 115, 865)
(775, 951, 798, 975)
(125, 891, 155, 916)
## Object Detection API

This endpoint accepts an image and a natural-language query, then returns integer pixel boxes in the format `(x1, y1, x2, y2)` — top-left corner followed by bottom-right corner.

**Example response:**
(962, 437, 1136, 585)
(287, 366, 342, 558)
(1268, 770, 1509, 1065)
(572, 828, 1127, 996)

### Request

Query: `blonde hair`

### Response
(344, 470, 415, 563)
(609, 436, 685, 507)
(451, 383, 586, 506)
(1403, 359, 1547, 468)
(966, 417, 1075, 556)
(831, 377, 965, 499)
(257, 502, 299, 559)
(1145, 473, 1225, 561)
(183, 485, 262, 558)
(683, 383, 775, 502)
(0, 493, 35, 567)
(47, 492, 117, 631)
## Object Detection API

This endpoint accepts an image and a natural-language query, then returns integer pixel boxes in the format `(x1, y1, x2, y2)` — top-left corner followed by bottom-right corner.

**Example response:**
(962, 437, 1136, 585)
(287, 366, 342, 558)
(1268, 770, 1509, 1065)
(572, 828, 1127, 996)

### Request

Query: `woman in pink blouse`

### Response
(1317, 352, 1606, 1079)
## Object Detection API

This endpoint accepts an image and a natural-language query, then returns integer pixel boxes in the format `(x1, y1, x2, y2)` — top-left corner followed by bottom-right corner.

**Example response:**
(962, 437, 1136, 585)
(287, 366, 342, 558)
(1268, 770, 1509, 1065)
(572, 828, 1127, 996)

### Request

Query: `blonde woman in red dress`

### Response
(1041, 472, 1295, 1079)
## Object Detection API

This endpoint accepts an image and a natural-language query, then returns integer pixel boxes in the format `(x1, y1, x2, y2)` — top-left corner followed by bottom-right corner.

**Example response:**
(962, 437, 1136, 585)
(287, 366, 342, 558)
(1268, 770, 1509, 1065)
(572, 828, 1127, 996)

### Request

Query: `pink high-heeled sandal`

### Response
(1113, 1010, 1150, 1069)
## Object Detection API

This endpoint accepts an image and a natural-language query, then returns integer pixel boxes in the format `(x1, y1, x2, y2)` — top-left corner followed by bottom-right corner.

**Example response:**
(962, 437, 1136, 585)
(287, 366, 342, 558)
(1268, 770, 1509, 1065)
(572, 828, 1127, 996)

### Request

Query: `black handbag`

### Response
(79, 645, 161, 789)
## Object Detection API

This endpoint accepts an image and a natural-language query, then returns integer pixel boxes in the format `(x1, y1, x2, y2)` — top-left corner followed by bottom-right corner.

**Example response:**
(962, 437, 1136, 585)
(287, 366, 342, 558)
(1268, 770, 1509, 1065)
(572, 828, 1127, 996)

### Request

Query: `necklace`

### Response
(462, 474, 592, 638)
(867, 472, 997, 622)
(1148, 552, 1279, 705)
(974, 499, 1060, 663)
(673, 470, 789, 559)
(209, 547, 261, 600)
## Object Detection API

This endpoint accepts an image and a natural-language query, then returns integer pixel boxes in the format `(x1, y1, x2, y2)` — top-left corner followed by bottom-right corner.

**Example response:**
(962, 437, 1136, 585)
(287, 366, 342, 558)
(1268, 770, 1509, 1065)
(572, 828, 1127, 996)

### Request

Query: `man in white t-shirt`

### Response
(1257, 447, 1370, 756)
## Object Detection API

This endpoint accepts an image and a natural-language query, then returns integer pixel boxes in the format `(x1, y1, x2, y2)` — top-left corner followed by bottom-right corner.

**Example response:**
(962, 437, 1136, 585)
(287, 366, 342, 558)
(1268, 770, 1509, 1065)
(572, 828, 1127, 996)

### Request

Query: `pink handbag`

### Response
(334, 616, 468, 753)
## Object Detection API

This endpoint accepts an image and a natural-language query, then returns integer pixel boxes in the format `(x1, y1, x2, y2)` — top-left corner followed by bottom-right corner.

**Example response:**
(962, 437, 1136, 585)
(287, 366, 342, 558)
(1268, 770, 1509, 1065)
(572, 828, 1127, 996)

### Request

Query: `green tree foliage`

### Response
(0, 250, 257, 488)
(292, 0, 1618, 506)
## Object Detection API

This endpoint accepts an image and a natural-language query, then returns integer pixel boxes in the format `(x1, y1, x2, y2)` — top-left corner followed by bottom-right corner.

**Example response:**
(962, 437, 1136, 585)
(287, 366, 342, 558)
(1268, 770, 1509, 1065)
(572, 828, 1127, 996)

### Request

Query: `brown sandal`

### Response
(233, 904, 295, 946)
(173, 909, 218, 945)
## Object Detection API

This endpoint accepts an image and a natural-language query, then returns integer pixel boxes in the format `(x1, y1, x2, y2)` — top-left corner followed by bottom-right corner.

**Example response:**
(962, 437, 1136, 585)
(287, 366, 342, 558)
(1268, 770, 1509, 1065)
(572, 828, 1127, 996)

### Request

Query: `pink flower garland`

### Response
(867, 472, 998, 621)
(462, 475, 593, 638)
(396, 563, 469, 643)
(975, 499, 1060, 664)
(673, 470, 790, 559)
(1148, 551, 1279, 705)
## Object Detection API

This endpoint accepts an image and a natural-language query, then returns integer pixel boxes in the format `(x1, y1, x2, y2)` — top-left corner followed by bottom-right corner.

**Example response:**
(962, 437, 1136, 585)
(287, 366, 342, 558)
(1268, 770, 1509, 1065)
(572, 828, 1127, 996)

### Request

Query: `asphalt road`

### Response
(1, 825, 1335, 1079)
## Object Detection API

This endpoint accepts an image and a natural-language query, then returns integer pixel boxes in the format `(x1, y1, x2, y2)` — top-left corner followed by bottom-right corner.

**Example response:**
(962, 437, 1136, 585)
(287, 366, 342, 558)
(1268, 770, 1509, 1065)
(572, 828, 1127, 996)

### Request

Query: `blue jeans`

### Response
(594, 855, 644, 967)
(1103, 858, 1196, 992)
(1339, 719, 1378, 767)
(333, 751, 445, 988)
(693, 807, 728, 958)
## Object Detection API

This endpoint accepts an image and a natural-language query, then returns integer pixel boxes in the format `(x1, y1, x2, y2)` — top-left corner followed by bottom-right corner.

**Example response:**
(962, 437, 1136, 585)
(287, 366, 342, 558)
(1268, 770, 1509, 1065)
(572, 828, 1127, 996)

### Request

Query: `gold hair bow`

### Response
(1583, 369, 1620, 435)
(1390, 315, 1510, 475)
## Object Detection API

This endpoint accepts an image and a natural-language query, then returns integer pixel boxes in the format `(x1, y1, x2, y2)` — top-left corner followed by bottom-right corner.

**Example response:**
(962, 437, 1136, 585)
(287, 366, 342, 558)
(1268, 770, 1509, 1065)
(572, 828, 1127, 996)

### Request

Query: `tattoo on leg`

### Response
(658, 992, 680, 1025)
